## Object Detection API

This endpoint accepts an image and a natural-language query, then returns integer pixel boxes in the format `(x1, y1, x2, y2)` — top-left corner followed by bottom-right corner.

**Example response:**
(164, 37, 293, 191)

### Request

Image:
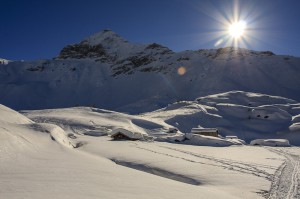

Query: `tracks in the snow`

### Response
(267, 148, 300, 199)
(131, 143, 299, 198)
(134, 144, 275, 180)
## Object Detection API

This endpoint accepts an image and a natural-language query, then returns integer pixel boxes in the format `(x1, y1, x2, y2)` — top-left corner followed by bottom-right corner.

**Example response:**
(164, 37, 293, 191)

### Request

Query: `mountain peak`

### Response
(81, 29, 128, 46)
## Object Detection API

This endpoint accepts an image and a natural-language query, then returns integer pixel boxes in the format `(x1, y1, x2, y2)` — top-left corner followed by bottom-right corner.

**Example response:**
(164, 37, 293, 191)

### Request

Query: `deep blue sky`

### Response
(1, 0, 300, 60)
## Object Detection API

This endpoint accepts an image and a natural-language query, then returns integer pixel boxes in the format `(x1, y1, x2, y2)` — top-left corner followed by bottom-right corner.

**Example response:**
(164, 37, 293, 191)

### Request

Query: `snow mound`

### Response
(185, 133, 243, 146)
(83, 129, 108, 137)
(196, 91, 297, 106)
(0, 104, 32, 124)
(250, 139, 290, 147)
(38, 123, 75, 148)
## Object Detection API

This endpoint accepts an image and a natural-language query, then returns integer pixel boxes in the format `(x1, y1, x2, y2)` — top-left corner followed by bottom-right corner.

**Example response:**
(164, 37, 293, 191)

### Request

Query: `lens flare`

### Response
(177, 67, 186, 75)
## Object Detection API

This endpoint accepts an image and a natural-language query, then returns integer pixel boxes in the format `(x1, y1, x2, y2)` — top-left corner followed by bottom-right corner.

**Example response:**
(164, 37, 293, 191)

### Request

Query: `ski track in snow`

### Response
(268, 148, 300, 199)
(132, 144, 300, 198)
(132, 143, 275, 181)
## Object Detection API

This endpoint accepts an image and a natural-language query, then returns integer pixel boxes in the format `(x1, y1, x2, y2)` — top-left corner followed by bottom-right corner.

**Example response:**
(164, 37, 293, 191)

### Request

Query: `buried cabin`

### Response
(111, 128, 144, 141)
(191, 128, 219, 137)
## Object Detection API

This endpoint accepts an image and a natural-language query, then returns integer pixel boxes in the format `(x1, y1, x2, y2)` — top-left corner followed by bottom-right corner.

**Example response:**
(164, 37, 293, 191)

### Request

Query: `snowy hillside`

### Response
(144, 91, 300, 145)
(2, 103, 300, 199)
(21, 106, 184, 141)
(0, 30, 300, 113)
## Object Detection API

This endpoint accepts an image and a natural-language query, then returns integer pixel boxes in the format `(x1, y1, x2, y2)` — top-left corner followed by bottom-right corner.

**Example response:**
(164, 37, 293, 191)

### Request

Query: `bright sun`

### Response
(229, 21, 246, 39)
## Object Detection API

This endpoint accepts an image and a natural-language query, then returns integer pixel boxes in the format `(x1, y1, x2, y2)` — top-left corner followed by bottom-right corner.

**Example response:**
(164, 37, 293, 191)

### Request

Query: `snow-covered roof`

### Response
(185, 133, 242, 146)
(191, 128, 218, 133)
(250, 139, 290, 147)
(111, 128, 145, 140)
(225, 136, 238, 139)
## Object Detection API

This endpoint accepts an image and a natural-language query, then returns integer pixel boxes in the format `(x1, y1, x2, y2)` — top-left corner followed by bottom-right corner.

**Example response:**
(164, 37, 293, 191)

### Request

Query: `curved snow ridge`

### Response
(0, 104, 33, 124)
(110, 158, 201, 186)
(196, 91, 297, 106)
(37, 123, 75, 148)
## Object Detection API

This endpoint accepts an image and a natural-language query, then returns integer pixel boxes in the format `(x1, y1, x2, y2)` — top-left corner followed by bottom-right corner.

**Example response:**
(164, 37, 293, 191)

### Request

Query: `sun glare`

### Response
(196, 1, 261, 48)
(229, 21, 246, 39)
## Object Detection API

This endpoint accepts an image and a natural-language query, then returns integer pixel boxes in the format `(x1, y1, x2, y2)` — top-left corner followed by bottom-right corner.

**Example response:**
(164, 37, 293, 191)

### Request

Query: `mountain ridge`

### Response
(0, 30, 300, 113)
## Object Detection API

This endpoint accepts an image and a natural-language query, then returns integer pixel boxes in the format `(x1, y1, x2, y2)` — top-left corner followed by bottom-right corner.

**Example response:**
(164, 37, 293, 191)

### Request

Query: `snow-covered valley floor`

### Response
(1, 127, 300, 199)
(1, 104, 300, 199)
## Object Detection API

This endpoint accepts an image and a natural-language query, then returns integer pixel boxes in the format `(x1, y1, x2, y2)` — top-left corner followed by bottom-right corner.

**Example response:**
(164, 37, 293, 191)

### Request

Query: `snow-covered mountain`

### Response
(1, 30, 300, 113)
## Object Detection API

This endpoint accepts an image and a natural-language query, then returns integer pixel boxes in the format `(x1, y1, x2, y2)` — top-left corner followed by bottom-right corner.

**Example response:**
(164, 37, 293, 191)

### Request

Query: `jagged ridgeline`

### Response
(0, 30, 300, 113)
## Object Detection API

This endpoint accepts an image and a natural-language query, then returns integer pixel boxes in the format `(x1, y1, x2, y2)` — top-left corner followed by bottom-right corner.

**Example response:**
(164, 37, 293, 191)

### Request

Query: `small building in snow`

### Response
(191, 128, 219, 137)
(225, 135, 238, 139)
(111, 128, 144, 141)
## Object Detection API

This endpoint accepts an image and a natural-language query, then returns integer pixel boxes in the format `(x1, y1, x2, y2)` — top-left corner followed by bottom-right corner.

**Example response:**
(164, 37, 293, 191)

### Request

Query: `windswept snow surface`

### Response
(2, 104, 300, 198)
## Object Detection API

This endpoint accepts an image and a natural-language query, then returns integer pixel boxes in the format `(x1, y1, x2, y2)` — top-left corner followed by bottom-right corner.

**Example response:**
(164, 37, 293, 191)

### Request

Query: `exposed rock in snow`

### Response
(58, 43, 110, 61)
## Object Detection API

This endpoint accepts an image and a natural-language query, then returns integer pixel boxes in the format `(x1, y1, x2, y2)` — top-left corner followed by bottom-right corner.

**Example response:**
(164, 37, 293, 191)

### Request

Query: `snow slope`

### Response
(3, 103, 300, 199)
(22, 106, 184, 141)
(1, 30, 300, 113)
(2, 105, 240, 199)
(144, 91, 300, 145)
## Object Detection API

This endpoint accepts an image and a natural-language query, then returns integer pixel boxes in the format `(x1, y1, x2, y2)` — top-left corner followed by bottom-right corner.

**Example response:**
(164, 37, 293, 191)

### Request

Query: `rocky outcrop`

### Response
(57, 43, 112, 61)
(55, 31, 175, 76)
(111, 55, 155, 76)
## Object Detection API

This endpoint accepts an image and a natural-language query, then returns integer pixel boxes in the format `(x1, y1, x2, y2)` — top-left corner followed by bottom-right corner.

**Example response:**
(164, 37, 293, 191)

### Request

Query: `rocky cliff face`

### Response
(56, 30, 174, 76)
(58, 43, 109, 60)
